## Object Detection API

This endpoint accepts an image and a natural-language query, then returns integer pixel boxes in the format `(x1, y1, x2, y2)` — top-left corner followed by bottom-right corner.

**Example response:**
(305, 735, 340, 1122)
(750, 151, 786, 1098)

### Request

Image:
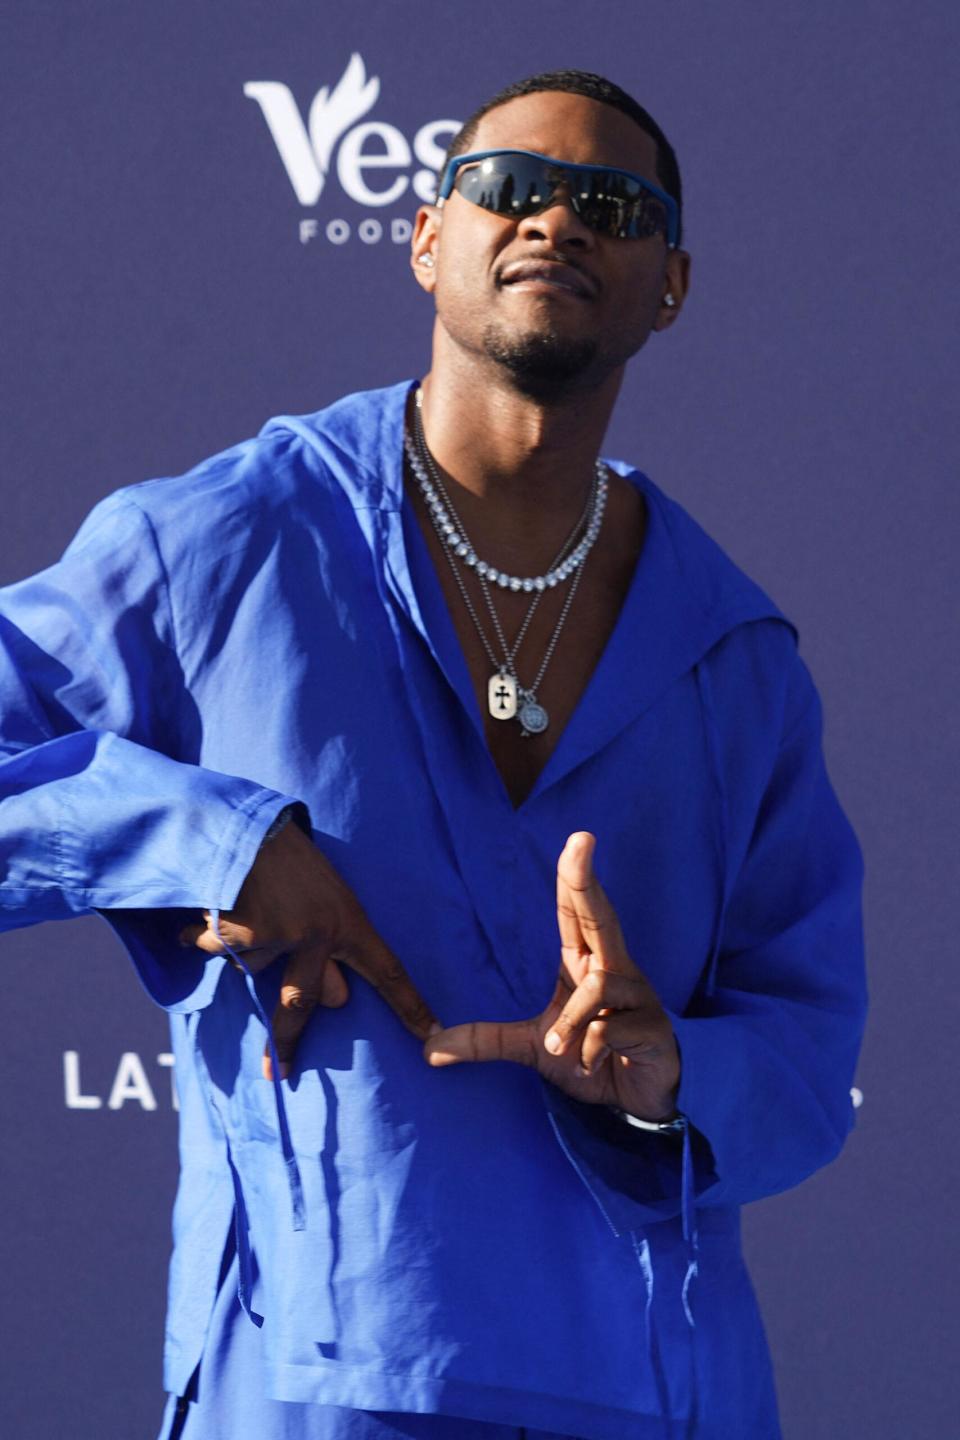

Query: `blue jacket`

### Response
(0, 381, 866, 1439)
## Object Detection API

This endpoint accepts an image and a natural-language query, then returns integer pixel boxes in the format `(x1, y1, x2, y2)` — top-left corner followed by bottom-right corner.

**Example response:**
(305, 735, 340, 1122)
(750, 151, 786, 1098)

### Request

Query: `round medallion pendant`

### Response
(518, 699, 549, 735)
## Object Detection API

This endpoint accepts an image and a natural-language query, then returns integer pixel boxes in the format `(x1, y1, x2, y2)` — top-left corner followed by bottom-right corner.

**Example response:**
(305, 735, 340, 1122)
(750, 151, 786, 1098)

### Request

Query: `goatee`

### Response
(482, 324, 600, 399)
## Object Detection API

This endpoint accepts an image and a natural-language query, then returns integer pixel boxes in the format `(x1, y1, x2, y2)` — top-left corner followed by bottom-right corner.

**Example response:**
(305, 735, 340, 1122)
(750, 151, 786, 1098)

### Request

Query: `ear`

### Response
(652, 248, 691, 331)
(410, 205, 440, 292)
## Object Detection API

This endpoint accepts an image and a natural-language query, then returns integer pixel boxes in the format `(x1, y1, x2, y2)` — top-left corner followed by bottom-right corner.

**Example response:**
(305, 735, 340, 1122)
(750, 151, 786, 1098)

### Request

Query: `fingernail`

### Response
(426, 1049, 457, 1067)
(429, 1021, 443, 1037)
(544, 1031, 562, 1054)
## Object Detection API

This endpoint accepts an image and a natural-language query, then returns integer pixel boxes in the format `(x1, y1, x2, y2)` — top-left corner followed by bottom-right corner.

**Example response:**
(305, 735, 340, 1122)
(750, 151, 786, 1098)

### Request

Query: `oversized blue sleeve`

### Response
(0, 490, 299, 1007)
(669, 675, 867, 1206)
(542, 654, 867, 1229)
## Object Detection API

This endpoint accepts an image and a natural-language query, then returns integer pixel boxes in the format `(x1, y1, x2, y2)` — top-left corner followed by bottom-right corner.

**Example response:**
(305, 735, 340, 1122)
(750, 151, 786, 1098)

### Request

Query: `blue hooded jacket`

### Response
(0, 382, 866, 1439)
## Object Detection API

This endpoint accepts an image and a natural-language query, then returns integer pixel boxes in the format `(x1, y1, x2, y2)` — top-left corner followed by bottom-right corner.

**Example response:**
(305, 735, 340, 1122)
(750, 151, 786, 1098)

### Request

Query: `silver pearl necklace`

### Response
(405, 392, 608, 737)
(410, 389, 608, 593)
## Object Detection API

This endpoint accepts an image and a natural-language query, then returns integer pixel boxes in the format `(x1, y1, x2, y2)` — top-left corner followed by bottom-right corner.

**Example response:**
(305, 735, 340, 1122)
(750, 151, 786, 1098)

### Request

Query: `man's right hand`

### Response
(178, 819, 439, 1080)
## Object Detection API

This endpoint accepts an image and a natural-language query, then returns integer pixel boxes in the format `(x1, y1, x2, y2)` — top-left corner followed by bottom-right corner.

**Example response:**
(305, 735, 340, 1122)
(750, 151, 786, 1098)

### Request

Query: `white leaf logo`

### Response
(308, 53, 380, 174)
(244, 54, 380, 205)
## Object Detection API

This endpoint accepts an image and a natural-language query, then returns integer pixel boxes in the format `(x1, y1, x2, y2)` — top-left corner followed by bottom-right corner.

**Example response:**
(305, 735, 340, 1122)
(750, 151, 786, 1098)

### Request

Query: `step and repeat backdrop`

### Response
(1, 3, 956, 1437)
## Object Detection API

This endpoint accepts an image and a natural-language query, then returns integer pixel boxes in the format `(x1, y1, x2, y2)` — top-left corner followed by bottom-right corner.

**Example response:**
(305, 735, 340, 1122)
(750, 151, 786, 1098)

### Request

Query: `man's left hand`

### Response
(424, 832, 681, 1121)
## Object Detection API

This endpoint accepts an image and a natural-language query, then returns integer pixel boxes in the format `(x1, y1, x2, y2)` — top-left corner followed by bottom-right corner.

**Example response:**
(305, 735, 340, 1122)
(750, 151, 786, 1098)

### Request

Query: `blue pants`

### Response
(158, 1251, 581, 1440)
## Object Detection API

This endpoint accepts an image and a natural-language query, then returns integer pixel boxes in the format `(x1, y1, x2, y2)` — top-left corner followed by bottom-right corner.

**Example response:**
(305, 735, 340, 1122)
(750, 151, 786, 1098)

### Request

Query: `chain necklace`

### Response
(405, 392, 608, 737)
(410, 393, 608, 593)
(411, 388, 607, 593)
(410, 401, 595, 674)
(406, 429, 593, 734)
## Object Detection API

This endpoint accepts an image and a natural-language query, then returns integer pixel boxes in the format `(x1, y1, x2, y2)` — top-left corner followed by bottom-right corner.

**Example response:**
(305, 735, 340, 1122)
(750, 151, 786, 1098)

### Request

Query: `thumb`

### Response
(424, 1019, 538, 1069)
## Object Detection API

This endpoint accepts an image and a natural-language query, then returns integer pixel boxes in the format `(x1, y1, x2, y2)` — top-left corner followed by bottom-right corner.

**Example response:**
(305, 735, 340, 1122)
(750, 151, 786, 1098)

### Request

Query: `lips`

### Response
(498, 259, 596, 299)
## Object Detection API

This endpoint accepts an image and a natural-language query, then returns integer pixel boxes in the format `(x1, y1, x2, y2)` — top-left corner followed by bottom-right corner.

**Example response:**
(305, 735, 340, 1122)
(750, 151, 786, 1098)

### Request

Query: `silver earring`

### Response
(663, 293, 676, 308)
(418, 254, 435, 268)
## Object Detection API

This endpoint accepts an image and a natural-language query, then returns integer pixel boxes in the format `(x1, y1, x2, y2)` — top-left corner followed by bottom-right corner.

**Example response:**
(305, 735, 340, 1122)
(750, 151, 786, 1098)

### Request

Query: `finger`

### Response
(262, 955, 351, 1080)
(338, 919, 439, 1041)
(320, 958, 349, 1008)
(264, 937, 335, 1080)
(543, 969, 647, 1056)
(580, 1018, 611, 1076)
(581, 1010, 677, 1068)
(233, 943, 289, 976)
(556, 851, 587, 959)
(557, 832, 636, 976)
(178, 914, 257, 955)
(424, 1020, 539, 1069)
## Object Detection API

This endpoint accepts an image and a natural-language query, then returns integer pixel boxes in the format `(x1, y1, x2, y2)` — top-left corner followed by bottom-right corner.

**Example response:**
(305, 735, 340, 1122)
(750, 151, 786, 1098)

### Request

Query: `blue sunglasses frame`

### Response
(437, 148, 679, 248)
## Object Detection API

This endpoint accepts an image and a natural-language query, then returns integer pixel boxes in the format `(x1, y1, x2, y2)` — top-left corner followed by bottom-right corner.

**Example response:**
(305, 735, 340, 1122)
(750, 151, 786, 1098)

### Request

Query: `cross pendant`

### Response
(487, 672, 518, 720)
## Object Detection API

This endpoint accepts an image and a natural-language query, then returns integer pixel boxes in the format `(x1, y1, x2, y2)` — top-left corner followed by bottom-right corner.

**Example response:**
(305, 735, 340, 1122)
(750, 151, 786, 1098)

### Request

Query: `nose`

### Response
(516, 191, 595, 250)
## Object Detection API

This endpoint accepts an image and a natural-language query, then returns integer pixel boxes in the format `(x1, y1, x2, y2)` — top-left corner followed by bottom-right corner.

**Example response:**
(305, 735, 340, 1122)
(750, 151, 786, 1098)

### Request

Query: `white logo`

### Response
(244, 54, 460, 246)
(64, 1049, 178, 1111)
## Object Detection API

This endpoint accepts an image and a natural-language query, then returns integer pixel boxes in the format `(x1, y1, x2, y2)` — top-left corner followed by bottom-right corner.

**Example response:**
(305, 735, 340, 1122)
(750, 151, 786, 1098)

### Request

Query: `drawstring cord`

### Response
(211, 910, 306, 1231)
(632, 1232, 677, 1438)
(629, 1128, 701, 1440)
(680, 1121, 700, 1438)
(550, 1107, 701, 1434)
(681, 1122, 699, 1326)
(676, 654, 735, 1436)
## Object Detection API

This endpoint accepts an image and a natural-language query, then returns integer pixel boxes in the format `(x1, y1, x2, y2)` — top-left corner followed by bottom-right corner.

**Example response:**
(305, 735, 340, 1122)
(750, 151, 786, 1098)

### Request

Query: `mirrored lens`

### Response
(574, 172, 670, 240)
(454, 156, 669, 241)
(455, 155, 552, 217)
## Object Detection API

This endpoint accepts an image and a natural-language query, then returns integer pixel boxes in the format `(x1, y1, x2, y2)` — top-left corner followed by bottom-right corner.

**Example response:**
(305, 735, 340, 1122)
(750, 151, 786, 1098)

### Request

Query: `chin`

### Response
(481, 325, 602, 398)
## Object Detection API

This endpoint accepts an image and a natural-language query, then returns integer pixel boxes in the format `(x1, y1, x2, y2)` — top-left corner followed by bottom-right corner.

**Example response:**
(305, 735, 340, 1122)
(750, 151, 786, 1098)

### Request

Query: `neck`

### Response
(413, 335, 623, 569)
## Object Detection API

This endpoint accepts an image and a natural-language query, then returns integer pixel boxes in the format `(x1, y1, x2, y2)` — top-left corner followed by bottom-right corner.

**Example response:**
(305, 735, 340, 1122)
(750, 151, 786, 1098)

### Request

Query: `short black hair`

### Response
(441, 69, 684, 246)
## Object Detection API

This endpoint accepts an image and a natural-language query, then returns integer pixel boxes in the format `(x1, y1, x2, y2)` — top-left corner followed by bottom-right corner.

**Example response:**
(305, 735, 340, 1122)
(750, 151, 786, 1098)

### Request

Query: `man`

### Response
(0, 70, 866, 1440)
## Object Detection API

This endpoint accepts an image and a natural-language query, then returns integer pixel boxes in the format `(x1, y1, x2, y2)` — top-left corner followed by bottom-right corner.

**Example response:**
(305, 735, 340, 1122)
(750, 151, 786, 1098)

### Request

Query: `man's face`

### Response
(413, 90, 689, 396)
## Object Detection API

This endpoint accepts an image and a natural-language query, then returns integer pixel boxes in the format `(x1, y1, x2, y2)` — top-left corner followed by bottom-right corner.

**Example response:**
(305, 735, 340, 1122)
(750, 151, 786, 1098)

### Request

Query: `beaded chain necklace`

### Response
(405, 389, 609, 737)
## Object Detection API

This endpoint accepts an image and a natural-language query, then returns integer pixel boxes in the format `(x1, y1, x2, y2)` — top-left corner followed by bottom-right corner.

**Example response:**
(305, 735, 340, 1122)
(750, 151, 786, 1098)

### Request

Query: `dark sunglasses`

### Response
(437, 148, 679, 246)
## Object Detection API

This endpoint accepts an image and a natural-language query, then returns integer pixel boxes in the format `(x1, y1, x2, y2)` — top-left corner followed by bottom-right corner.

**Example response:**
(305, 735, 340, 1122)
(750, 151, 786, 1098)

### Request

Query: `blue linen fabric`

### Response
(0, 381, 867, 1439)
(157, 1243, 586, 1440)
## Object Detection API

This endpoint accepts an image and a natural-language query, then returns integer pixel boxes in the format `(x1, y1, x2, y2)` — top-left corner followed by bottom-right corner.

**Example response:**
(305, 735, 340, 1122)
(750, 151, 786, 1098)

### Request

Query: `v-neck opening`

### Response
(396, 453, 657, 815)
(281, 378, 789, 818)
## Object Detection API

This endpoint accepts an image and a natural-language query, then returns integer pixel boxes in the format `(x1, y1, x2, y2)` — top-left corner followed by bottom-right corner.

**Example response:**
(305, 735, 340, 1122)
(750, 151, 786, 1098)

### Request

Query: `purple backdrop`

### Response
(1, 3, 957, 1436)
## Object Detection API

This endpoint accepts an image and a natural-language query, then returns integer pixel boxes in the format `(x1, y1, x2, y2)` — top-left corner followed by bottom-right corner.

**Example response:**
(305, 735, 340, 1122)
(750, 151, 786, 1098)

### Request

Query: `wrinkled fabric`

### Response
(0, 381, 866, 1439)
(157, 1245, 587, 1440)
